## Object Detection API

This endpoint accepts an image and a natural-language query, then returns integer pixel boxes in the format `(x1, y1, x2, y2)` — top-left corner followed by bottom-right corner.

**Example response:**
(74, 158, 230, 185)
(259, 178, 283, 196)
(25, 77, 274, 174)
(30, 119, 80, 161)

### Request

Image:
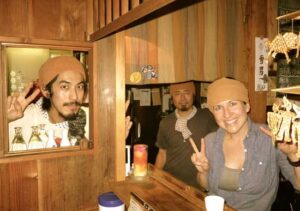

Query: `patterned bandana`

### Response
(175, 106, 197, 140)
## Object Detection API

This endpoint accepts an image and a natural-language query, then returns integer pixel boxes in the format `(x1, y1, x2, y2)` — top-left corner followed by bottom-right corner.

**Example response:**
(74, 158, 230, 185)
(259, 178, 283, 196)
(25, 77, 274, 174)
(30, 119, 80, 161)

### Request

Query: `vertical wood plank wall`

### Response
(122, 0, 276, 123)
(124, 0, 248, 83)
(95, 33, 126, 182)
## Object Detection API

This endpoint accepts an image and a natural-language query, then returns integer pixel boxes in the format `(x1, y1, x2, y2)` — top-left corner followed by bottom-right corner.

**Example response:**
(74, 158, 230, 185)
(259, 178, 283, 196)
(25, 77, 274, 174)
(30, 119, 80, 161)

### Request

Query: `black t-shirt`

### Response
(155, 108, 218, 188)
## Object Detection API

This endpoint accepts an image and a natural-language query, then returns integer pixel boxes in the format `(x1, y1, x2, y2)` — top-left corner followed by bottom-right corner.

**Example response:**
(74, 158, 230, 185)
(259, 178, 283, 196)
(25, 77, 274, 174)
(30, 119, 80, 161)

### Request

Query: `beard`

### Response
(59, 102, 82, 120)
(59, 111, 78, 121)
(178, 105, 189, 111)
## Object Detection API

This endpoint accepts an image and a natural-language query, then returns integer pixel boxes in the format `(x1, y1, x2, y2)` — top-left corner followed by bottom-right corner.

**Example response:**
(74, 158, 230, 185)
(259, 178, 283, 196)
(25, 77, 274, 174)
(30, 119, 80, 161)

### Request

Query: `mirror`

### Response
(2, 43, 92, 154)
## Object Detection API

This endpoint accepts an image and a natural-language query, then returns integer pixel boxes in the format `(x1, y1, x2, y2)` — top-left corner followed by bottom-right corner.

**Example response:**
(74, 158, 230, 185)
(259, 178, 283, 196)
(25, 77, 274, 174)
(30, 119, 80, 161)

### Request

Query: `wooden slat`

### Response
(272, 86, 300, 95)
(172, 8, 187, 81)
(276, 10, 300, 20)
(90, 0, 178, 41)
(131, 0, 140, 9)
(93, 0, 99, 30)
(203, 0, 218, 81)
(99, 0, 106, 28)
(121, 0, 129, 15)
(115, 32, 126, 181)
(246, 0, 268, 123)
(267, 0, 278, 41)
(0, 44, 3, 156)
(96, 33, 126, 181)
(106, 0, 112, 24)
(157, 13, 175, 82)
(86, 0, 95, 41)
(113, 0, 120, 20)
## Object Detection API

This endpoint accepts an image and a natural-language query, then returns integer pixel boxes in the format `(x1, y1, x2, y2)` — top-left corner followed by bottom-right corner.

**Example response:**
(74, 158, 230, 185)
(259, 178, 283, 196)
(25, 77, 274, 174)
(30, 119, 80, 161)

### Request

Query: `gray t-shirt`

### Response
(205, 118, 297, 211)
(155, 108, 218, 188)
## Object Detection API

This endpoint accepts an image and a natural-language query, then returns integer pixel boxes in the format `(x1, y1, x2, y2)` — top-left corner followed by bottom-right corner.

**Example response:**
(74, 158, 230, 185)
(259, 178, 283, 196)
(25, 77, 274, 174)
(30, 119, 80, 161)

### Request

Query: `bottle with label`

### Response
(28, 126, 44, 150)
(11, 127, 27, 151)
(60, 129, 71, 147)
(46, 130, 57, 148)
(39, 124, 48, 148)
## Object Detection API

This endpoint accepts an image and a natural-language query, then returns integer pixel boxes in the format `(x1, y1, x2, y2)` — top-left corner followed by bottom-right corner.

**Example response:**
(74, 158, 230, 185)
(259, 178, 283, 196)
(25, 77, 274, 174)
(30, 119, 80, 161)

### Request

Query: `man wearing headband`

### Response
(7, 56, 89, 150)
(155, 81, 217, 188)
(191, 77, 300, 210)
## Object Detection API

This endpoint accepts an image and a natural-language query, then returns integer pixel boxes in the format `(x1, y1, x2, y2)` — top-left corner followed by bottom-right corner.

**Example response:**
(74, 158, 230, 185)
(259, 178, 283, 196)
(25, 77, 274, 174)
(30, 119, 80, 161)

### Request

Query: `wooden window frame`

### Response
(0, 42, 94, 161)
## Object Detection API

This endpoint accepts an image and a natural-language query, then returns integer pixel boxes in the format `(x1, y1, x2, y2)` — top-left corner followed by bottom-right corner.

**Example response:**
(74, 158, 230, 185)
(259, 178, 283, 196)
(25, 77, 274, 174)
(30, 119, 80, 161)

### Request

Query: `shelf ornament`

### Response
(266, 11, 300, 64)
(267, 96, 300, 158)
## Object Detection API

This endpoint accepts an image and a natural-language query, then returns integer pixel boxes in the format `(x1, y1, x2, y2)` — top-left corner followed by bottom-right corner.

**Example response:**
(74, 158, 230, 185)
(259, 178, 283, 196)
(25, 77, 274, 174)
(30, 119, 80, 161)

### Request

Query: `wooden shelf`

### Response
(276, 10, 300, 20)
(272, 86, 300, 95)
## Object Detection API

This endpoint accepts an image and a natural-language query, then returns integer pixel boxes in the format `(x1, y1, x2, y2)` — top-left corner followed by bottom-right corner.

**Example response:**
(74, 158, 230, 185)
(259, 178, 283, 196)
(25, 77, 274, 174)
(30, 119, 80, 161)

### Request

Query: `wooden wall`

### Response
(0, 0, 113, 210)
(124, 0, 248, 83)
(0, 0, 278, 210)
(0, 0, 92, 42)
(123, 0, 277, 123)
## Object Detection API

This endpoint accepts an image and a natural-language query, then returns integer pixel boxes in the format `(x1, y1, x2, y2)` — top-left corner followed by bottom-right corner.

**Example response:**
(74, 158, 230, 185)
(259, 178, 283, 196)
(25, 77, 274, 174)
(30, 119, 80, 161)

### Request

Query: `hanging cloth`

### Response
(175, 106, 197, 140)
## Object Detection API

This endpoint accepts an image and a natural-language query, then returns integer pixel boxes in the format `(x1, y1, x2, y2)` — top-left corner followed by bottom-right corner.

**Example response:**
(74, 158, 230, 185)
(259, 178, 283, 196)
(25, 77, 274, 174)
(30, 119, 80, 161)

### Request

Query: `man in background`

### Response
(155, 81, 217, 188)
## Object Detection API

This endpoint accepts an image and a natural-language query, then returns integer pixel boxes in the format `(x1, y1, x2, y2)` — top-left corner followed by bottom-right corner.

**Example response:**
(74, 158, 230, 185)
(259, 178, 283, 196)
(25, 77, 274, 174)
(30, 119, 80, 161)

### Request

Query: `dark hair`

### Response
(41, 75, 87, 111)
(41, 76, 57, 111)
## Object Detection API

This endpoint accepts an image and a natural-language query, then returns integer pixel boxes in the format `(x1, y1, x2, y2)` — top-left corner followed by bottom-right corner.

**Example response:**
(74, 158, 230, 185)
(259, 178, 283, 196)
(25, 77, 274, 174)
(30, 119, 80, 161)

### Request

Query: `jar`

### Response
(133, 144, 148, 177)
(98, 192, 125, 211)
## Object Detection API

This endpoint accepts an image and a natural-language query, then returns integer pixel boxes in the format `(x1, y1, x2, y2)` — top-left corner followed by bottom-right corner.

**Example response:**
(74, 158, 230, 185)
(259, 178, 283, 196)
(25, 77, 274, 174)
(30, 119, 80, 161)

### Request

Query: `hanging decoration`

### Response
(266, 10, 300, 64)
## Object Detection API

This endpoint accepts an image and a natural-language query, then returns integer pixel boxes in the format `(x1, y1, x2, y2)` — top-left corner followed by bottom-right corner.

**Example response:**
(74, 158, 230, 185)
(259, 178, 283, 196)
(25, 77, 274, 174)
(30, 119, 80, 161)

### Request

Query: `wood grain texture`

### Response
(0, 0, 28, 37)
(38, 155, 102, 210)
(0, 1, 276, 210)
(106, 0, 112, 24)
(0, 45, 3, 157)
(121, 0, 269, 122)
(121, 0, 129, 15)
(30, 0, 88, 41)
(0, 0, 90, 42)
(113, 0, 120, 20)
(96, 33, 126, 182)
(245, 0, 268, 123)
(0, 161, 38, 211)
(99, 0, 106, 28)
(110, 165, 235, 211)
(131, 0, 140, 9)
(90, 0, 178, 41)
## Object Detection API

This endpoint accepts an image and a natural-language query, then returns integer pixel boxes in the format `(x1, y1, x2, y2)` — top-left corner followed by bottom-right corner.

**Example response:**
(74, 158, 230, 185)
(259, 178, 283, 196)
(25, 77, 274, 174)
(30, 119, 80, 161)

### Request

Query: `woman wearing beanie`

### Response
(191, 77, 300, 211)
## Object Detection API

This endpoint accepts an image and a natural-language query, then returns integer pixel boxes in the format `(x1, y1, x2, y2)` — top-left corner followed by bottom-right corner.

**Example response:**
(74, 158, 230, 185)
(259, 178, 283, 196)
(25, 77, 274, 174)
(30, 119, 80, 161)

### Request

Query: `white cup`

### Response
(205, 195, 225, 211)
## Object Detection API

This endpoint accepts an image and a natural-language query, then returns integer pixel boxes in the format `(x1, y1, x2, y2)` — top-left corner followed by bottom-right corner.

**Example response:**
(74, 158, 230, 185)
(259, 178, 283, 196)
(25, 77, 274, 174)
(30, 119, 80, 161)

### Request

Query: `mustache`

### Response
(63, 102, 82, 106)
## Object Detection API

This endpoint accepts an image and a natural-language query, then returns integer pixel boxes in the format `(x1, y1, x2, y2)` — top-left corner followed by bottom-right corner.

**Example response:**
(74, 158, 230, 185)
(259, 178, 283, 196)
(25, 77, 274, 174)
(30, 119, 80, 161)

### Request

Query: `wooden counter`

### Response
(109, 164, 235, 211)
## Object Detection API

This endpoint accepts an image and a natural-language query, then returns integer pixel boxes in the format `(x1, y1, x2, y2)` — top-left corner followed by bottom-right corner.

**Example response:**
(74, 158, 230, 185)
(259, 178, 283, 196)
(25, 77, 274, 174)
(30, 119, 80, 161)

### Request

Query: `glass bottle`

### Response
(60, 129, 71, 147)
(46, 130, 57, 148)
(38, 124, 48, 148)
(133, 144, 148, 177)
(11, 127, 27, 151)
(28, 126, 44, 150)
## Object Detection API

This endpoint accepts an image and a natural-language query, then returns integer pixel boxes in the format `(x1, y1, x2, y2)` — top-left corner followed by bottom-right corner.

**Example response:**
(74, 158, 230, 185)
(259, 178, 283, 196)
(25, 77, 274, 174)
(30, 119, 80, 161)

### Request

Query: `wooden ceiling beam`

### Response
(90, 0, 179, 41)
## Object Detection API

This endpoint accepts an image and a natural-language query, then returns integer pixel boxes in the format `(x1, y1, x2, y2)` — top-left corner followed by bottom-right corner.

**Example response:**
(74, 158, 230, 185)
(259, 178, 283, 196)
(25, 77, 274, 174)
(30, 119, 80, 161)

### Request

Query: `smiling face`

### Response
(42, 70, 86, 123)
(211, 100, 250, 135)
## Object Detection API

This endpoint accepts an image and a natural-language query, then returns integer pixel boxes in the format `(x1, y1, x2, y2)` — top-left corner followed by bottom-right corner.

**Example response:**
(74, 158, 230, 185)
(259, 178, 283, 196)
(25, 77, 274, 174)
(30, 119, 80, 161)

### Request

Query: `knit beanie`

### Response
(38, 56, 86, 88)
(207, 78, 249, 112)
(170, 81, 195, 96)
